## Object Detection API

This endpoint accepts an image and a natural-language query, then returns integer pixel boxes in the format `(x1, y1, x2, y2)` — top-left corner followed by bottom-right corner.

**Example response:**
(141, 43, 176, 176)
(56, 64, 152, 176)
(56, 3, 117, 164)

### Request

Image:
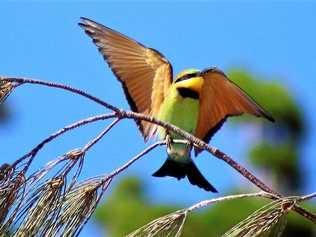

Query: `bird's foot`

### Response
(183, 140, 193, 150)
(165, 134, 173, 151)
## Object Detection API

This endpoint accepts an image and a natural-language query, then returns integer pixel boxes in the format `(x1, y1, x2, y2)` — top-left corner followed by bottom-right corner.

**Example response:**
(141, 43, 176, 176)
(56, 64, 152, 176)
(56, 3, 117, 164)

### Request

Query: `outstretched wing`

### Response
(195, 67, 274, 155)
(79, 17, 173, 140)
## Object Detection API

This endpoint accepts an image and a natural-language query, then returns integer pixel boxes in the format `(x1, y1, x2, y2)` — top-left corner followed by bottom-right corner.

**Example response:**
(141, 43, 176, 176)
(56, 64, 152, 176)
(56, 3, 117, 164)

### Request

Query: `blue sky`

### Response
(1, 2, 315, 236)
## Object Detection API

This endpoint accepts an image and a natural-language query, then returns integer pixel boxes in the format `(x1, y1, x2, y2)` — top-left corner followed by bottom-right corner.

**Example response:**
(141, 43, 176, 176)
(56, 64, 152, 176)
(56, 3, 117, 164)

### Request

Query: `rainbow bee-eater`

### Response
(79, 17, 274, 192)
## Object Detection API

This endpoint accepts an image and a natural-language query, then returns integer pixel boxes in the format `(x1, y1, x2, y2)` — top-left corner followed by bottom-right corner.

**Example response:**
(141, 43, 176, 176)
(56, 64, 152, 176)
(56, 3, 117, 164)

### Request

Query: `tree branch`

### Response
(187, 192, 276, 212)
(101, 141, 166, 183)
(186, 191, 316, 213)
(299, 192, 316, 202)
(2, 77, 119, 112)
(2, 76, 315, 224)
(12, 113, 116, 169)
(81, 118, 121, 153)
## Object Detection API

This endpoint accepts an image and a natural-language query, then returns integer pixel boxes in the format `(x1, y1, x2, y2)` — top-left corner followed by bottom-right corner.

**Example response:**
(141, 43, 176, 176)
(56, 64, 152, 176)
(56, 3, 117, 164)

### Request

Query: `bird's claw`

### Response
(166, 134, 173, 151)
(184, 140, 193, 150)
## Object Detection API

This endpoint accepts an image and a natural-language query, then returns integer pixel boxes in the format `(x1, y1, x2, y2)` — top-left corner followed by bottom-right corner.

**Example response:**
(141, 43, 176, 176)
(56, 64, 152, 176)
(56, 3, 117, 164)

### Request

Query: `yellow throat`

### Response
(175, 69, 204, 93)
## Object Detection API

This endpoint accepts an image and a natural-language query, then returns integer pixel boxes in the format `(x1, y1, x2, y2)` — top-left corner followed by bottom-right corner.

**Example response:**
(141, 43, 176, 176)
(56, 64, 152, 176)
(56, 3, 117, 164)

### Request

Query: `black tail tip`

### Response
(152, 159, 186, 180)
(152, 159, 218, 193)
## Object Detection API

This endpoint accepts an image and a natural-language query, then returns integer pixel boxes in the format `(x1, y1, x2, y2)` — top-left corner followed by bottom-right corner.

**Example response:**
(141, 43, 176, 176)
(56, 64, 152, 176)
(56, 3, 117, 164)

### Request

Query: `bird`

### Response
(79, 17, 274, 192)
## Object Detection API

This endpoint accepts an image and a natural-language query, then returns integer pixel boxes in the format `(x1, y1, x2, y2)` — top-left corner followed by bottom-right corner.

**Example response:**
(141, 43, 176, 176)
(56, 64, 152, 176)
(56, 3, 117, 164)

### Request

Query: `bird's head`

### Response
(174, 69, 204, 93)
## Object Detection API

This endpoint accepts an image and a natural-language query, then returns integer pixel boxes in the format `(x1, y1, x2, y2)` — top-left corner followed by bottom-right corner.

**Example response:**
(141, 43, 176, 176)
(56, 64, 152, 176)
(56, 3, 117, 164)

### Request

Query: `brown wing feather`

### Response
(195, 67, 274, 155)
(79, 17, 173, 140)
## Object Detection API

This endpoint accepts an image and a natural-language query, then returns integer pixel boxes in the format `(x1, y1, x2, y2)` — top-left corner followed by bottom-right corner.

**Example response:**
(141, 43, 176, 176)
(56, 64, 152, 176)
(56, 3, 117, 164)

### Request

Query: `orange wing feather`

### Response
(195, 67, 274, 155)
(79, 17, 173, 140)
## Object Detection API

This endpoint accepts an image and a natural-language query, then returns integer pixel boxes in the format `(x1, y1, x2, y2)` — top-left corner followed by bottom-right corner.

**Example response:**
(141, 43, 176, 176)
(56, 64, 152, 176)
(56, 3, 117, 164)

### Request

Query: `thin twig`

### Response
(28, 155, 68, 185)
(298, 192, 316, 202)
(187, 191, 316, 213)
(2, 77, 119, 112)
(101, 141, 166, 183)
(22, 118, 120, 183)
(12, 113, 116, 169)
(187, 192, 277, 212)
(82, 118, 121, 152)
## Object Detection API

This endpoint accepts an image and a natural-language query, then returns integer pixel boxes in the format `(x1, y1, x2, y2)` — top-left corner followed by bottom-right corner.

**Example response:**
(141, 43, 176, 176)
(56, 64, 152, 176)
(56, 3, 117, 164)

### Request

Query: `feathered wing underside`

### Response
(79, 17, 173, 140)
(195, 68, 274, 155)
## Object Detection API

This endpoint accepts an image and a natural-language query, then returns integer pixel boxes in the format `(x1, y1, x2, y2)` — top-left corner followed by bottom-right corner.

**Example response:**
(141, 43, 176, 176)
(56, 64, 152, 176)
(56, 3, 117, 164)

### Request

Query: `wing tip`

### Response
(79, 17, 96, 26)
(78, 17, 108, 35)
(78, 17, 98, 36)
(78, 17, 92, 28)
(263, 112, 275, 122)
(257, 108, 275, 123)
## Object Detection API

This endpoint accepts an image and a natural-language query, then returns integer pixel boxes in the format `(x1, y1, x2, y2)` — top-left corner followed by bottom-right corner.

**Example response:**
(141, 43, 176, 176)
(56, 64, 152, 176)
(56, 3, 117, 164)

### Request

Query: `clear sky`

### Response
(1, 2, 315, 236)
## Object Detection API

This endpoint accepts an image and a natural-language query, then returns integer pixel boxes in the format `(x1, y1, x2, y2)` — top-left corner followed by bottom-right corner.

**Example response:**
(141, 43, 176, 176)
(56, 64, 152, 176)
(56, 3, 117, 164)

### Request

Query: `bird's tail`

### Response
(152, 158, 217, 192)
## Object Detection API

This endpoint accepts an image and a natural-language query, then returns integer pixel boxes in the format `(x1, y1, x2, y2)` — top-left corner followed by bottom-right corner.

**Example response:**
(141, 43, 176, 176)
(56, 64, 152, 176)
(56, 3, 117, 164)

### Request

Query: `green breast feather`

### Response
(157, 86, 199, 161)
(157, 86, 198, 149)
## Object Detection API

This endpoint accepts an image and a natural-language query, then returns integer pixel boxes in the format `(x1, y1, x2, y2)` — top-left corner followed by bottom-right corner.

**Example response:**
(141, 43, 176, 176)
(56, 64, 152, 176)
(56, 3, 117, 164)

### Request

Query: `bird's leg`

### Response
(184, 139, 193, 151)
(165, 134, 173, 153)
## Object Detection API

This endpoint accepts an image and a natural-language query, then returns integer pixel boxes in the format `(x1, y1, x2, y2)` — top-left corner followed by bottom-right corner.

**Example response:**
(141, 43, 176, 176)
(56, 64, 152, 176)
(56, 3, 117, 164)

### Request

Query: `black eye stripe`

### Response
(175, 72, 200, 83)
(177, 88, 199, 99)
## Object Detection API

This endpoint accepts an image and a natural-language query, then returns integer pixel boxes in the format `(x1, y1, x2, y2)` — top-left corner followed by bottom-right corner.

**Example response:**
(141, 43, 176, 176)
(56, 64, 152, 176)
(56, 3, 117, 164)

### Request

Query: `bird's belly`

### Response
(157, 95, 200, 139)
